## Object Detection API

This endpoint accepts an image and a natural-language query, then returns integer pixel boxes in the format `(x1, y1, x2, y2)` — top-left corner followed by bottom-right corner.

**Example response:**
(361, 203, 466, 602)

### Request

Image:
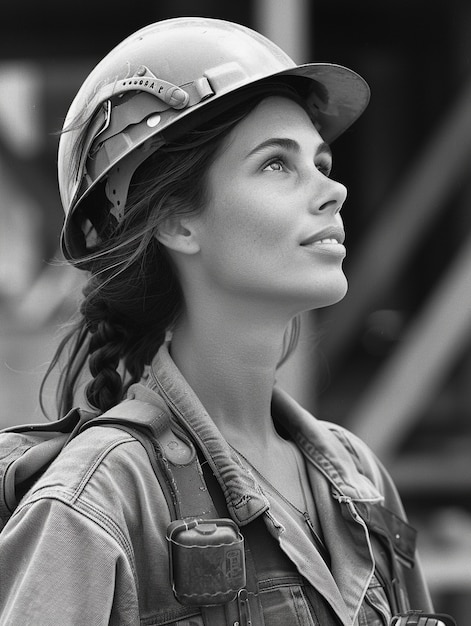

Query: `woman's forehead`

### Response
(220, 96, 325, 158)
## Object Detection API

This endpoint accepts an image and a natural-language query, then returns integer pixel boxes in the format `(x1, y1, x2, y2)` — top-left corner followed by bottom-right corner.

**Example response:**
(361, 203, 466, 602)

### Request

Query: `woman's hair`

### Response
(42, 89, 307, 418)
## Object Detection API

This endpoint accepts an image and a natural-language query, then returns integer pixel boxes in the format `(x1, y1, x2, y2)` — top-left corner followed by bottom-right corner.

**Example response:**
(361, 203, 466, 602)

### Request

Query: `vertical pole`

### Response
(253, 0, 311, 63)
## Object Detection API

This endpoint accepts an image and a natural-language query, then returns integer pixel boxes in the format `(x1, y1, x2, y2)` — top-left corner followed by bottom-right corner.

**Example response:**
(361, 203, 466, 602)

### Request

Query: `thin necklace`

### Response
(230, 443, 330, 566)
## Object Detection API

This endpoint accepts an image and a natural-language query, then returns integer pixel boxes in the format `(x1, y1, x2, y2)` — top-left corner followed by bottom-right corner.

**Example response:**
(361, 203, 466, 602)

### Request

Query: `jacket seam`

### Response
(16, 490, 138, 582)
(14, 434, 143, 584)
(70, 433, 137, 502)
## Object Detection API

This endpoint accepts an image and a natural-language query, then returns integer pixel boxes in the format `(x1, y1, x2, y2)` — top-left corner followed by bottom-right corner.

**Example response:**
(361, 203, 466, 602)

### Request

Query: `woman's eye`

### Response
(263, 159, 285, 172)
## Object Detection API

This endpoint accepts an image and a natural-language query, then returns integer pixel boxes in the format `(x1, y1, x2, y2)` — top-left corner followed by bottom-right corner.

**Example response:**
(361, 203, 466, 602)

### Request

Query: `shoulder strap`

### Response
(81, 398, 219, 520)
(0, 397, 217, 527)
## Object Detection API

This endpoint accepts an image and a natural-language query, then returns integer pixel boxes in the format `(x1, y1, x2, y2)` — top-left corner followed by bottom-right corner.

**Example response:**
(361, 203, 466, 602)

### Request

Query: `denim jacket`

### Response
(0, 344, 432, 625)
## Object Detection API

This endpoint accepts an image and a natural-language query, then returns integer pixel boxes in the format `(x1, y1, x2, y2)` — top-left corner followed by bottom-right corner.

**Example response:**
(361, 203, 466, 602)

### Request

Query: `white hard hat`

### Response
(58, 17, 370, 261)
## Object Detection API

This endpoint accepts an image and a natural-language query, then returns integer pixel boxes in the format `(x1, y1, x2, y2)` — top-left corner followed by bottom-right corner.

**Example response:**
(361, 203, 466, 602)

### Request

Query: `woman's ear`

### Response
(154, 216, 201, 255)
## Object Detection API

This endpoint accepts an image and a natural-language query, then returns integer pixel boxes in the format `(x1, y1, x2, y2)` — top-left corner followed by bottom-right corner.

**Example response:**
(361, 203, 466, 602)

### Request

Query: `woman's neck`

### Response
(169, 309, 289, 446)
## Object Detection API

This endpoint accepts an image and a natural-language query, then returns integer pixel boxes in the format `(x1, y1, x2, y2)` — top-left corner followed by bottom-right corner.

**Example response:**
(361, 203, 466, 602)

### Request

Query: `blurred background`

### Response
(1, 0, 470, 620)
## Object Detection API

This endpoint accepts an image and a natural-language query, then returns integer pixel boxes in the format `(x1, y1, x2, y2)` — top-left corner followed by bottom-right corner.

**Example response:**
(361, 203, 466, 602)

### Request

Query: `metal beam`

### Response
(346, 230, 471, 462)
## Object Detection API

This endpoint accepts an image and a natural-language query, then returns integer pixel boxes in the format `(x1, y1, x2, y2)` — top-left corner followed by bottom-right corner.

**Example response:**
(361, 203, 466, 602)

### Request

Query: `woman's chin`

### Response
(304, 277, 348, 311)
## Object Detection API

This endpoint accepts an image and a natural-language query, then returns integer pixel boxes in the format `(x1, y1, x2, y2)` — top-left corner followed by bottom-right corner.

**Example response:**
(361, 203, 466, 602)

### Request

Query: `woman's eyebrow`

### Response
(247, 137, 332, 158)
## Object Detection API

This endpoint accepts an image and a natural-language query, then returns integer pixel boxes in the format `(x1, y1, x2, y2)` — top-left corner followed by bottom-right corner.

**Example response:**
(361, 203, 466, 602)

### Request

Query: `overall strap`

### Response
(198, 453, 266, 626)
(81, 398, 219, 520)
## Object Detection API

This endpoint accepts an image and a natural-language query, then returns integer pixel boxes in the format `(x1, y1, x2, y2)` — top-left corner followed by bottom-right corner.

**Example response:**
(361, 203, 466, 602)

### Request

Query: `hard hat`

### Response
(58, 17, 370, 261)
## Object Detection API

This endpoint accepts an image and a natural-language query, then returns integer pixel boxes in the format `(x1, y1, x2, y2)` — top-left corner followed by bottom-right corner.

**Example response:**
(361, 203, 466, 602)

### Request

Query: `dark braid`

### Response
(81, 281, 128, 412)
(74, 237, 180, 413)
(86, 320, 124, 411)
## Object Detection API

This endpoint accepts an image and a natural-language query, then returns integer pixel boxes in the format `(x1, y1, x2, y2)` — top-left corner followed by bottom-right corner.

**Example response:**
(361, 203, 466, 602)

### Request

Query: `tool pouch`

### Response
(167, 517, 246, 606)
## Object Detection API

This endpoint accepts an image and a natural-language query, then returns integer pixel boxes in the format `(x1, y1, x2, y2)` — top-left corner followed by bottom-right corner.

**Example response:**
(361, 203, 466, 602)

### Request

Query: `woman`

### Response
(0, 17, 435, 626)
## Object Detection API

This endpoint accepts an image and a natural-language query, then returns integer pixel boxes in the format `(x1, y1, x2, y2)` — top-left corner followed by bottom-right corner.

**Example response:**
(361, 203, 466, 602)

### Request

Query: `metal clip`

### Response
(237, 589, 252, 626)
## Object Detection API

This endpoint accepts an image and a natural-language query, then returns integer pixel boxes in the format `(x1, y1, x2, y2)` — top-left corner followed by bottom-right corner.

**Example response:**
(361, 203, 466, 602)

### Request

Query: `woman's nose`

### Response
(311, 178, 347, 214)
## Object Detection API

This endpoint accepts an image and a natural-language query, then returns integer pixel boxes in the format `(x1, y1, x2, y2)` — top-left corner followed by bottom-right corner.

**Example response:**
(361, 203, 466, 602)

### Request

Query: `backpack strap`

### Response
(0, 398, 217, 526)
(81, 398, 219, 520)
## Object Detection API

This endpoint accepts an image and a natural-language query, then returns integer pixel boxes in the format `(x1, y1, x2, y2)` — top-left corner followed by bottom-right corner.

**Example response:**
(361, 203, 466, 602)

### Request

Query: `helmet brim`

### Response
(157, 62, 370, 146)
(274, 63, 370, 143)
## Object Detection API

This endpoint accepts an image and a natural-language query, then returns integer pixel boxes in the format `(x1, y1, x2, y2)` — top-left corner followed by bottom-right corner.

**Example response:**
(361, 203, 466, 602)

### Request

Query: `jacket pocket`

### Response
(259, 582, 318, 626)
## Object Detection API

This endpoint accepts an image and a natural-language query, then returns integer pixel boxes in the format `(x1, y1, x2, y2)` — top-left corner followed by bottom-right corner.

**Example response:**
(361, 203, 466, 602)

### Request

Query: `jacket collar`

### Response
(271, 386, 383, 504)
(135, 343, 383, 525)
